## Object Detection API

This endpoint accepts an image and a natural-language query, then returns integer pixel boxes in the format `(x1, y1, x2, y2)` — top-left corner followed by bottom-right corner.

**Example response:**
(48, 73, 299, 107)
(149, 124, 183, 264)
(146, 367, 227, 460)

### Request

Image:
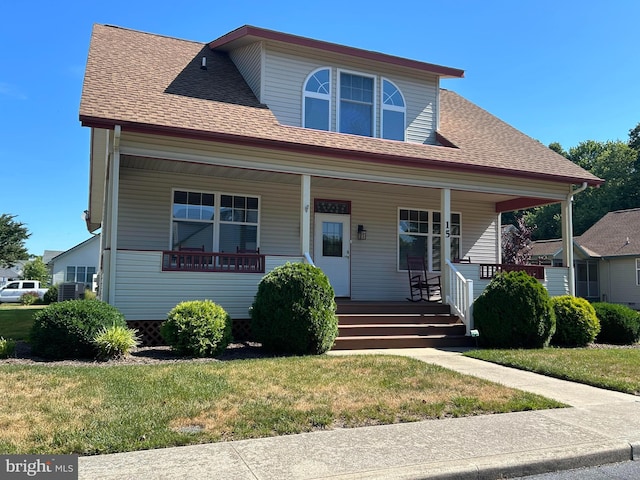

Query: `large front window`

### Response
(339, 71, 374, 137)
(398, 208, 461, 271)
(172, 190, 259, 252)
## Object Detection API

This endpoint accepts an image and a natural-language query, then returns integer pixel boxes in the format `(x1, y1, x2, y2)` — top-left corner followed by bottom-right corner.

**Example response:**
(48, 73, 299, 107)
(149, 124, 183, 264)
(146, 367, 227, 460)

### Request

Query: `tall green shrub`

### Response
(30, 300, 127, 359)
(550, 296, 600, 347)
(161, 300, 232, 357)
(473, 271, 555, 348)
(251, 262, 338, 354)
(593, 302, 640, 345)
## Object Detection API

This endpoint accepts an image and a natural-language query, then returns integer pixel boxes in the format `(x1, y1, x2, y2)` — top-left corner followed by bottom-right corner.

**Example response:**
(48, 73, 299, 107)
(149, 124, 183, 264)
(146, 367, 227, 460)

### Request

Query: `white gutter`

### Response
(565, 182, 588, 296)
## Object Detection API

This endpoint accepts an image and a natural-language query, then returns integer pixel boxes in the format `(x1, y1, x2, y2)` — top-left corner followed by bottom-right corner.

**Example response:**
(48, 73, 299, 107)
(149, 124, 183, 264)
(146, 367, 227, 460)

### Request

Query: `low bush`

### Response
(30, 300, 127, 359)
(251, 262, 338, 354)
(161, 300, 232, 357)
(83, 289, 97, 300)
(593, 302, 640, 345)
(43, 284, 58, 304)
(0, 337, 16, 358)
(550, 296, 600, 347)
(94, 325, 140, 360)
(20, 291, 40, 306)
(473, 271, 555, 349)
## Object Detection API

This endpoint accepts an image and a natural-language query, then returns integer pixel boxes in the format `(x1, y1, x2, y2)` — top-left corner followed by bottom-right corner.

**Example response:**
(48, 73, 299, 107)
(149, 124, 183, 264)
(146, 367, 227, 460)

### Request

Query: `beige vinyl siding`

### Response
(599, 258, 640, 307)
(116, 163, 300, 255)
(228, 42, 263, 101)
(311, 180, 498, 301)
(113, 251, 303, 320)
(119, 132, 572, 201)
(261, 42, 438, 144)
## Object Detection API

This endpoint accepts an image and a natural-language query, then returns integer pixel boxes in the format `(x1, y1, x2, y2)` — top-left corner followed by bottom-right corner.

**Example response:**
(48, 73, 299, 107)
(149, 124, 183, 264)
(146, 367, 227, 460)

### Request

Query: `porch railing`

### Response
(445, 259, 474, 335)
(161, 251, 265, 273)
(480, 264, 545, 280)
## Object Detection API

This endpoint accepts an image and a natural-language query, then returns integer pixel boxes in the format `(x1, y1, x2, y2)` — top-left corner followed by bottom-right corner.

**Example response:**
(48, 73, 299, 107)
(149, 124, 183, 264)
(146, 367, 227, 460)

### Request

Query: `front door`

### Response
(314, 214, 350, 297)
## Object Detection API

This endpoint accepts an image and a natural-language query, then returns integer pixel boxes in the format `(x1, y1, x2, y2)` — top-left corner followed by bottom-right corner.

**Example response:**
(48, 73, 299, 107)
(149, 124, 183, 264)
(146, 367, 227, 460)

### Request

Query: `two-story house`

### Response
(79, 24, 602, 345)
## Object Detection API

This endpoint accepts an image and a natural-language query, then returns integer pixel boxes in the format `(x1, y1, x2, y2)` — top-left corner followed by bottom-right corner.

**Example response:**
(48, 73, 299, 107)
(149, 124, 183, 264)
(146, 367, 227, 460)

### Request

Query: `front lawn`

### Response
(0, 354, 562, 455)
(0, 304, 44, 341)
(465, 347, 640, 395)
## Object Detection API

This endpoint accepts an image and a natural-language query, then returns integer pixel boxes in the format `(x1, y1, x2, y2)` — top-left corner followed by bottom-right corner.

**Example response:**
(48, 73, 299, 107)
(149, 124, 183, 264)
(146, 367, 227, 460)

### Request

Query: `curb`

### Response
(326, 440, 632, 480)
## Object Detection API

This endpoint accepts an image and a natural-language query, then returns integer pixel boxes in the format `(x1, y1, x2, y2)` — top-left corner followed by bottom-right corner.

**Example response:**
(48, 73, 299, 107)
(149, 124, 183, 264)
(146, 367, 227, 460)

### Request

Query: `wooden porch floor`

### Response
(333, 300, 473, 350)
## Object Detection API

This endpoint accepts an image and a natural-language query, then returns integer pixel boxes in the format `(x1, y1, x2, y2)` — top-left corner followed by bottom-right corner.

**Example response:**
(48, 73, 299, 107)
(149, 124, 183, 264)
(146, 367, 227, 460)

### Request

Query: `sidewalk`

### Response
(78, 348, 640, 480)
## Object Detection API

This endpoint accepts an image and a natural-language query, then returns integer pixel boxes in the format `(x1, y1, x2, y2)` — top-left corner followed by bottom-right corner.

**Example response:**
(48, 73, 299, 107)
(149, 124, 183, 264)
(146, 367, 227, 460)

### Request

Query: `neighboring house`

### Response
(531, 209, 640, 308)
(47, 235, 100, 290)
(0, 267, 20, 287)
(78, 24, 602, 341)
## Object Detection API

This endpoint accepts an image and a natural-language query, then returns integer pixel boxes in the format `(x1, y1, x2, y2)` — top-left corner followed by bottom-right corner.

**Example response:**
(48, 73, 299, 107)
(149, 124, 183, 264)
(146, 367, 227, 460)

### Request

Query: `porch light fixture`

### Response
(357, 224, 367, 240)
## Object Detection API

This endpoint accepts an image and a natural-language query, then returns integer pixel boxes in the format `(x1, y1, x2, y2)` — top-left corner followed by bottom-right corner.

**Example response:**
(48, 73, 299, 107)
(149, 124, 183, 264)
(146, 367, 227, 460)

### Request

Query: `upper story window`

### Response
(381, 79, 406, 141)
(302, 68, 406, 140)
(338, 71, 374, 137)
(303, 68, 331, 131)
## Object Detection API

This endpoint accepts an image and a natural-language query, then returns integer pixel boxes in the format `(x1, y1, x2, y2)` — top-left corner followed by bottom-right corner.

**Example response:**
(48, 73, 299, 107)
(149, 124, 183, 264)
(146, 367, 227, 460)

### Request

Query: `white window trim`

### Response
(397, 207, 461, 272)
(170, 188, 261, 252)
(381, 78, 406, 141)
(337, 69, 377, 138)
(302, 67, 332, 131)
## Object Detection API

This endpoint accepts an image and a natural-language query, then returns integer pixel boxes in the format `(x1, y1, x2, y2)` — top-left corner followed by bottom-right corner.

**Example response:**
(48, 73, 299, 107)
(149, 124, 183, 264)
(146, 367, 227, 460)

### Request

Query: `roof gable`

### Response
(578, 208, 640, 257)
(79, 24, 602, 188)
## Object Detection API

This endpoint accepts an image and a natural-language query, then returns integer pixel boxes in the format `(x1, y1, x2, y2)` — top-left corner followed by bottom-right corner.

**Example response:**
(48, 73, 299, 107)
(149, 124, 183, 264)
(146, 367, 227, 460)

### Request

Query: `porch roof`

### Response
(79, 24, 602, 188)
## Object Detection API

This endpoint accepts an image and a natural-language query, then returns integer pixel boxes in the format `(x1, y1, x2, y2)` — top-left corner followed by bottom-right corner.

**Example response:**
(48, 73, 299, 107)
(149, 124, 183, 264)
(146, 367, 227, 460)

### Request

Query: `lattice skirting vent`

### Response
(128, 319, 253, 346)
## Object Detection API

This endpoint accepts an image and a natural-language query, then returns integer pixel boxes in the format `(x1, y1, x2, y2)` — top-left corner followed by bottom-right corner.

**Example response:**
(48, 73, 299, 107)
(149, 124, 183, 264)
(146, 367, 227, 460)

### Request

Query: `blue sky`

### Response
(2, 0, 639, 256)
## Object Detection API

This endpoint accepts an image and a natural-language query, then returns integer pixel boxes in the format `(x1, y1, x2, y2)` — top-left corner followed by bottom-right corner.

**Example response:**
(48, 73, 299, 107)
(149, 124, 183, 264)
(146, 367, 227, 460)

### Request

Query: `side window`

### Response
(381, 79, 406, 141)
(172, 190, 215, 251)
(303, 68, 331, 131)
(23, 282, 35, 289)
(6, 282, 19, 290)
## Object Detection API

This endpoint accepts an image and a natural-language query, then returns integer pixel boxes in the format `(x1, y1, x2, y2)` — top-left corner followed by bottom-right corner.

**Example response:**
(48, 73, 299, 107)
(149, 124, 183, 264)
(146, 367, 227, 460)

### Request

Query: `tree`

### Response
(0, 214, 30, 268)
(502, 215, 536, 264)
(22, 257, 50, 285)
(629, 122, 640, 152)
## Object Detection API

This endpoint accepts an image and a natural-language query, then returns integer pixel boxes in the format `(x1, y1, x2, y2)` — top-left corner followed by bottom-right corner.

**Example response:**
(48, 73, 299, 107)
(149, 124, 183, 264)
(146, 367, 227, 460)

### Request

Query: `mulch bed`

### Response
(0, 341, 269, 367)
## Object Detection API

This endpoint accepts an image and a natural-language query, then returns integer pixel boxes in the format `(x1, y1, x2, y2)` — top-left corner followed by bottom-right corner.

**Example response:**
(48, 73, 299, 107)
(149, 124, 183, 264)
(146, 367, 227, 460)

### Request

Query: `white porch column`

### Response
(441, 188, 451, 300)
(496, 212, 502, 264)
(301, 174, 311, 256)
(561, 198, 575, 296)
(107, 126, 121, 305)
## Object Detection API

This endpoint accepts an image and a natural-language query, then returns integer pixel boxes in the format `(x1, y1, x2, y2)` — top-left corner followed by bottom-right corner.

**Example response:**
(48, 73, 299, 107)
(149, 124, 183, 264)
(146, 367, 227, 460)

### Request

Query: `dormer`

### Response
(209, 26, 464, 146)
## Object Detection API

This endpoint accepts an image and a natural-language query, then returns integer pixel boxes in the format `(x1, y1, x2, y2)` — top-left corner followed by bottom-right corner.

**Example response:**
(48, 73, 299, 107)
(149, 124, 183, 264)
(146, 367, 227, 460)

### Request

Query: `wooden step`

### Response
(333, 335, 475, 350)
(338, 323, 466, 337)
(335, 301, 450, 315)
(338, 313, 458, 326)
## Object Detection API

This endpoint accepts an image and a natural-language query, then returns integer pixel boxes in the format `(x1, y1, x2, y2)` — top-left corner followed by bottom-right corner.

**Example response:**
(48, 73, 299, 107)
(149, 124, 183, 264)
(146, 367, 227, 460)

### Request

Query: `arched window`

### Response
(303, 68, 331, 131)
(381, 79, 406, 141)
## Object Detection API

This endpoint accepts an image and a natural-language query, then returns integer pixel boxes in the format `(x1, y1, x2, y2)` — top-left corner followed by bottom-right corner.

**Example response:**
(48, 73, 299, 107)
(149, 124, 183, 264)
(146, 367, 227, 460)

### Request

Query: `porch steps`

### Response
(333, 301, 474, 350)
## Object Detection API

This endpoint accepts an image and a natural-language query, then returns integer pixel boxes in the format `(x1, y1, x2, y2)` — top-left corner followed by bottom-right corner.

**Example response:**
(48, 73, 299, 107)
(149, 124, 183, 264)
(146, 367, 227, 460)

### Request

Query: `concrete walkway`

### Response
(78, 348, 640, 480)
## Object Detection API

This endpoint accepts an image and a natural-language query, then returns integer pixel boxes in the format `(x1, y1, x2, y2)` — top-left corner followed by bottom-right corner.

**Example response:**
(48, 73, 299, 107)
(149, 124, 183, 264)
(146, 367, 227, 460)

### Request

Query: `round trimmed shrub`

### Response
(593, 302, 640, 345)
(43, 284, 58, 304)
(250, 262, 338, 355)
(30, 300, 127, 359)
(161, 300, 232, 357)
(473, 271, 555, 349)
(550, 296, 600, 347)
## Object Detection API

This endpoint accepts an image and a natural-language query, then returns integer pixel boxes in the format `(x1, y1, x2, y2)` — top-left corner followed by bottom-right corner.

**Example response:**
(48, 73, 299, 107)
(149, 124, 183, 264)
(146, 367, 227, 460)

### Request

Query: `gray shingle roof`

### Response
(579, 208, 640, 257)
(79, 24, 602, 187)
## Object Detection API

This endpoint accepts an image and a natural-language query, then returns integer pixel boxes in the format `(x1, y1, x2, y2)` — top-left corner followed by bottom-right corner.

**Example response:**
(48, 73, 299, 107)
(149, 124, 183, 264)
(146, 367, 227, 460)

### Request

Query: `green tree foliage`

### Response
(0, 214, 30, 268)
(22, 257, 49, 285)
(523, 137, 640, 240)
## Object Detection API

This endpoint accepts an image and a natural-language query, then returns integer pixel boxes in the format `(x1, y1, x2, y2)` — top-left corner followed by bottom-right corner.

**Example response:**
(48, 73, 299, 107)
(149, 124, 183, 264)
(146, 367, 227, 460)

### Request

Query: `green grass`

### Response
(0, 304, 44, 341)
(465, 347, 640, 395)
(0, 354, 563, 455)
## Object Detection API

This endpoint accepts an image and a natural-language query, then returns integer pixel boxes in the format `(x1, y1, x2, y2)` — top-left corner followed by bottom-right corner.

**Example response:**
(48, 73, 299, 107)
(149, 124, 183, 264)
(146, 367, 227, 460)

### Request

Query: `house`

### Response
(0, 267, 20, 287)
(78, 24, 602, 344)
(531, 208, 640, 308)
(47, 235, 100, 290)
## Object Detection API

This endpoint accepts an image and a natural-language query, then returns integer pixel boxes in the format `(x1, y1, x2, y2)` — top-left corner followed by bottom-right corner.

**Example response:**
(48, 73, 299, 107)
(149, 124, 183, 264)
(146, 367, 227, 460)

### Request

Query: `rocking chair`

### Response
(406, 256, 441, 302)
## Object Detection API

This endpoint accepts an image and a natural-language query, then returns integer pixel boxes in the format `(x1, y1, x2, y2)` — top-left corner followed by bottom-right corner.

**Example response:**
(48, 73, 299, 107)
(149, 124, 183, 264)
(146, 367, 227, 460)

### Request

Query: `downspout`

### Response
(565, 182, 588, 296)
(108, 125, 121, 305)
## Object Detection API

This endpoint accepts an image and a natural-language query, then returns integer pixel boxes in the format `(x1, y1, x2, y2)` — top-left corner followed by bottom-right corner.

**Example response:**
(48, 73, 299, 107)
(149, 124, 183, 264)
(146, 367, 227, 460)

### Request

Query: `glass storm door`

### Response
(314, 214, 350, 297)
